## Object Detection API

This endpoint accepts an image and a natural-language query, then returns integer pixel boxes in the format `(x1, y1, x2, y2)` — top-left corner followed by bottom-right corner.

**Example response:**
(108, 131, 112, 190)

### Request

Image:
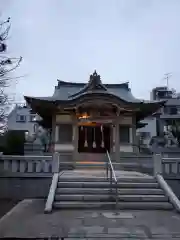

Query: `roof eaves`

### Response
(57, 80, 85, 88)
(24, 96, 55, 102)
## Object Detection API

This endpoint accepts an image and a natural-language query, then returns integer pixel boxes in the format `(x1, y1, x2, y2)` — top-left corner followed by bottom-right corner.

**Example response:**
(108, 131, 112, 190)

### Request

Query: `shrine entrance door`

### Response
(78, 124, 111, 153)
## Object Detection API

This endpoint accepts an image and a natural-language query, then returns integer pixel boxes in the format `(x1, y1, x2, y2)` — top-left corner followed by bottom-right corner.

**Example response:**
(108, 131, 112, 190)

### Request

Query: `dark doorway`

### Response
(78, 125, 110, 153)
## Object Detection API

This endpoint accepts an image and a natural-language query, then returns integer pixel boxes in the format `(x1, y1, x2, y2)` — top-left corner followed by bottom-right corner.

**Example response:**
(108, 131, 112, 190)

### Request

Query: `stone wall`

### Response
(167, 180, 180, 199)
(0, 152, 180, 201)
(0, 177, 51, 200)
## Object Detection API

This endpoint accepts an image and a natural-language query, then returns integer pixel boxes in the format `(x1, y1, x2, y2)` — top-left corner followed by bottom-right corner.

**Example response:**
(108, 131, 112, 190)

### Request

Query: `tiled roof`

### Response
(25, 71, 163, 104)
(52, 82, 141, 102)
(27, 77, 142, 103)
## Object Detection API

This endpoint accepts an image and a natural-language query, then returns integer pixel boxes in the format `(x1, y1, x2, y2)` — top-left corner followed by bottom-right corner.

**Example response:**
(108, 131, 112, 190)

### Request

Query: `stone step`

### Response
(57, 181, 159, 189)
(58, 177, 156, 183)
(75, 165, 106, 169)
(54, 194, 168, 202)
(75, 162, 152, 167)
(56, 187, 164, 195)
(76, 153, 105, 160)
(53, 201, 173, 210)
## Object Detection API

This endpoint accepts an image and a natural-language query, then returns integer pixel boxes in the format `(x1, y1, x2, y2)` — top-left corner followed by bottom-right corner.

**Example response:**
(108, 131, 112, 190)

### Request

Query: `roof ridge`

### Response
(57, 79, 129, 88)
(69, 71, 108, 98)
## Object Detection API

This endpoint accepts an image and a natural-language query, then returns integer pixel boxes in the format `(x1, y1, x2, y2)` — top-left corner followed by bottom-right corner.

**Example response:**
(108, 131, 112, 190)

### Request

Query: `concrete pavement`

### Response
(0, 199, 180, 239)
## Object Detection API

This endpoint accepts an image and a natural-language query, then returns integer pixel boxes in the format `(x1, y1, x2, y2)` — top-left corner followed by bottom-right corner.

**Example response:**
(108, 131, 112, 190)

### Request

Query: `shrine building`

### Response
(24, 71, 164, 161)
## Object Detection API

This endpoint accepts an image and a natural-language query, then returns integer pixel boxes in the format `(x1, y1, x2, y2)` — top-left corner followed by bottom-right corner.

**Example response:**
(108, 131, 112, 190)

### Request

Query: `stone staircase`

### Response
(73, 153, 154, 174)
(75, 153, 106, 169)
(53, 172, 173, 210)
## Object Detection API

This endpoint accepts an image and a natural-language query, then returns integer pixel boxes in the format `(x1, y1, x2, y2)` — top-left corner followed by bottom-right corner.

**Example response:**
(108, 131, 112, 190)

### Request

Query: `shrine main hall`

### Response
(25, 71, 164, 161)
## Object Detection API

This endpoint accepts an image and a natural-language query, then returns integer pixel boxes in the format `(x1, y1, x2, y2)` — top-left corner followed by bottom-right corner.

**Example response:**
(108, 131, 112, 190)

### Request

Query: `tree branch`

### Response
(0, 17, 22, 134)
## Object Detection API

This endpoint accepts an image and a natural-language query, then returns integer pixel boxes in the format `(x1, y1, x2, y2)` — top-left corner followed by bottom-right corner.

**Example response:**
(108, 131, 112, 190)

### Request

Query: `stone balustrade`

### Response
(1, 151, 180, 179)
(162, 157, 180, 179)
(153, 154, 180, 179)
(0, 152, 61, 176)
(153, 154, 180, 212)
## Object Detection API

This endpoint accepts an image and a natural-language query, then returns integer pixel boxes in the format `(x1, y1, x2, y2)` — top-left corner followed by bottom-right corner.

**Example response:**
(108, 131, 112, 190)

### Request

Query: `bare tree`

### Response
(0, 17, 22, 134)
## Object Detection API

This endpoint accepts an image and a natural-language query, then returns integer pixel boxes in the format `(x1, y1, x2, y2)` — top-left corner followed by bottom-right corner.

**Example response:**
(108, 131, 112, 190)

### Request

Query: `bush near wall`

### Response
(0, 130, 25, 155)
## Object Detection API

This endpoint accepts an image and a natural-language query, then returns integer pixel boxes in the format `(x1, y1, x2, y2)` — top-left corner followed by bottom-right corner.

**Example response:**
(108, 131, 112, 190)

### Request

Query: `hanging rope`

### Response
(101, 125, 105, 148)
(84, 126, 88, 147)
(93, 127, 96, 148)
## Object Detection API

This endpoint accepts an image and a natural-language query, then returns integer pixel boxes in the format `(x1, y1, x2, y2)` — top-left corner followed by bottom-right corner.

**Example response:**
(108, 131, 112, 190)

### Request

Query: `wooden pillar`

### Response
(129, 126, 132, 142)
(132, 116, 138, 153)
(72, 117, 78, 161)
(51, 115, 56, 152)
(110, 124, 114, 153)
(55, 125, 59, 142)
(115, 122, 120, 162)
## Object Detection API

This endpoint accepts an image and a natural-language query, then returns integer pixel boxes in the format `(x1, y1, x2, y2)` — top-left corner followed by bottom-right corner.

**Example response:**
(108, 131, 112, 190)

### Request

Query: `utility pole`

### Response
(163, 72, 172, 89)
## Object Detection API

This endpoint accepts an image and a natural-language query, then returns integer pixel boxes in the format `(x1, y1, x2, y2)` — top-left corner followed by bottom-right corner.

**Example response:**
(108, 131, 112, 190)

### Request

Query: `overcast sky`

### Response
(1, 0, 180, 102)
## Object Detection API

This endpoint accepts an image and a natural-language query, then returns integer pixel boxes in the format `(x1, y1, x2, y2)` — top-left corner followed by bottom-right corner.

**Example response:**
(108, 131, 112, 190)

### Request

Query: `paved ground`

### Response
(60, 169, 153, 179)
(0, 199, 180, 239)
(0, 199, 19, 218)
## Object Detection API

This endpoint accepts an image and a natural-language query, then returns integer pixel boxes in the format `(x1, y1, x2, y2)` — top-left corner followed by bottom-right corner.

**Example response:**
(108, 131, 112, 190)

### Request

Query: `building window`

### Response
(140, 132, 151, 139)
(16, 115, 26, 122)
(163, 106, 170, 114)
(177, 107, 180, 114)
(58, 124, 72, 143)
(29, 115, 36, 122)
(119, 125, 130, 143)
(33, 123, 38, 133)
(170, 107, 177, 115)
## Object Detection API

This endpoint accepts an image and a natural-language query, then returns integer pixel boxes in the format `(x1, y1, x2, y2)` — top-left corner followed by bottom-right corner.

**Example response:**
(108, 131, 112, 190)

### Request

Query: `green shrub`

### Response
(3, 130, 25, 155)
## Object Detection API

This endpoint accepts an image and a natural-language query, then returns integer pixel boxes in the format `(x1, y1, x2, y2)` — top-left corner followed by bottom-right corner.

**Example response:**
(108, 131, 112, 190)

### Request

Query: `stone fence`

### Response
(0, 152, 72, 200)
(1, 152, 180, 178)
(154, 154, 180, 179)
(0, 153, 58, 177)
(0, 152, 180, 199)
(0, 152, 74, 177)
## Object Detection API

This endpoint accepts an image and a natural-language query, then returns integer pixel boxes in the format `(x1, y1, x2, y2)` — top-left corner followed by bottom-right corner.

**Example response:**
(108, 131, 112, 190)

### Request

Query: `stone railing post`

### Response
(153, 153, 162, 176)
(52, 152, 60, 173)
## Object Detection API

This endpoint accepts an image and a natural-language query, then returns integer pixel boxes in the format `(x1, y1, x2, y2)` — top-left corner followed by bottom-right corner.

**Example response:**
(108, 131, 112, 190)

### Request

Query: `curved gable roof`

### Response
(52, 83, 141, 103)
(25, 71, 164, 109)
(24, 71, 166, 121)
(53, 71, 141, 103)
